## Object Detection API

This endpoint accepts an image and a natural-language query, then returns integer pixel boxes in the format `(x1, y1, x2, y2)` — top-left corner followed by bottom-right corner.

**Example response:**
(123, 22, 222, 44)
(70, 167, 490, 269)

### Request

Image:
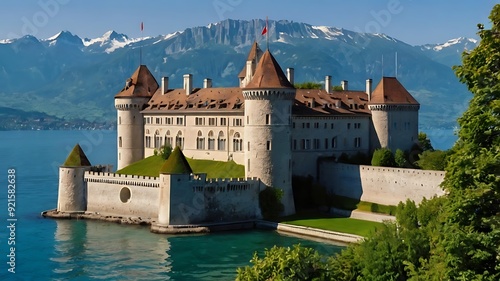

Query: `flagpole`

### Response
(140, 22, 144, 65)
(266, 16, 269, 51)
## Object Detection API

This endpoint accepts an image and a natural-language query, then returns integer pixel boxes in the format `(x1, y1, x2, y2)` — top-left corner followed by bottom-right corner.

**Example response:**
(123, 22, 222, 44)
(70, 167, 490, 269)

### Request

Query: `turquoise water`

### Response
(0, 130, 343, 280)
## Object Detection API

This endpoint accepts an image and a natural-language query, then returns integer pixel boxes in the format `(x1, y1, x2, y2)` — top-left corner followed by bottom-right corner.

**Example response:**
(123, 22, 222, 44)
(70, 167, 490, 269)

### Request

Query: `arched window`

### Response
(196, 130, 205, 150)
(164, 130, 172, 147)
(176, 131, 184, 149)
(233, 132, 242, 152)
(208, 131, 215, 150)
(154, 130, 162, 149)
(218, 131, 226, 151)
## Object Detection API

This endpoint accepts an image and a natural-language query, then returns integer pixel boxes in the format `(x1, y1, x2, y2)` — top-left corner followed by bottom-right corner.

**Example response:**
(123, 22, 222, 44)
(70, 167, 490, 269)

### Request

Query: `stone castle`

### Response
(49, 43, 425, 230)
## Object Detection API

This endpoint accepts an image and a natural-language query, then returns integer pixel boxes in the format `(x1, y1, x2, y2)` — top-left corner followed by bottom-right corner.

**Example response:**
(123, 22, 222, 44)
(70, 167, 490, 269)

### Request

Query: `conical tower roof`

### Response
(238, 41, 263, 78)
(368, 77, 419, 105)
(244, 50, 294, 89)
(63, 144, 91, 167)
(115, 65, 159, 98)
(159, 146, 193, 174)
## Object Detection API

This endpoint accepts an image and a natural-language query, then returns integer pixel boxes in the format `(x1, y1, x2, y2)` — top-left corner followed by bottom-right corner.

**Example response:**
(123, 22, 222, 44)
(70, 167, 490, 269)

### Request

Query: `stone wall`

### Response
(160, 174, 261, 225)
(319, 162, 445, 205)
(85, 172, 160, 219)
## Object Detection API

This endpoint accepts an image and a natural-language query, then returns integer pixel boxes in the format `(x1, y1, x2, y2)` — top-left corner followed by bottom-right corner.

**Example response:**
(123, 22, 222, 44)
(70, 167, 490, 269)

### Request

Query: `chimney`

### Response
(286, 68, 294, 85)
(203, 78, 212, 88)
(161, 77, 169, 95)
(341, 80, 348, 91)
(245, 61, 253, 86)
(309, 98, 316, 108)
(366, 79, 373, 101)
(183, 74, 192, 95)
(325, 75, 332, 93)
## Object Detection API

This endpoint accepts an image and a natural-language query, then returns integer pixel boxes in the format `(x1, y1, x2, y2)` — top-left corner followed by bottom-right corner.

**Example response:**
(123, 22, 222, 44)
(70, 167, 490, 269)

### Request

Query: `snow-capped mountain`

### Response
(0, 19, 475, 128)
(418, 37, 479, 67)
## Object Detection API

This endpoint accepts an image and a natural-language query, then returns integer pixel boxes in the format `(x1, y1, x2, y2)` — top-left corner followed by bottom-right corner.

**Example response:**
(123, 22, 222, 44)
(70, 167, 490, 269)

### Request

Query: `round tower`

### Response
(368, 77, 420, 152)
(115, 65, 158, 170)
(243, 50, 296, 215)
(57, 144, 91, 213)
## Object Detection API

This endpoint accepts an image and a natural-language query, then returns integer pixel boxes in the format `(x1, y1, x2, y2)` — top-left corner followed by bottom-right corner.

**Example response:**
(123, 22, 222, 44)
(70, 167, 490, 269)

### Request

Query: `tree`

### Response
(294, 82, 323, 89)
(438, 4, 500, 279)
(394, 149, 408, 168)
(417, 132, 434, 151)
(371, 148, 395, 167)
(416, 150, 448, 170)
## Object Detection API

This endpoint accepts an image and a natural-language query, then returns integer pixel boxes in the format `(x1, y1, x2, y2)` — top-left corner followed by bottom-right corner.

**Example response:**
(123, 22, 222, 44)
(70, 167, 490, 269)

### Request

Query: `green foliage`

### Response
(63, 144, 91, 167)
(332, 85, 344, 91)
(394, 149, 408, 168)
(417, 132, 434, 151)
(416, 150, 448, 170)
(154, 144, 172, 160)
(294, 81, 323, 89)
(236, 245, 331, 281)
(336, 152, 371, 165)
(159, 146, 193, 174)
(371, 148, 395, 167)
(259, 187, 284, 220)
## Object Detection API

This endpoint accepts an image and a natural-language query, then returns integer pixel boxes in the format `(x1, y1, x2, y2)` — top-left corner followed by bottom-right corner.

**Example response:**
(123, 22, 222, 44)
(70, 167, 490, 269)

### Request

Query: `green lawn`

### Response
(116, 155, 245, 179)
(331, 195, 397, 216)
(283, 217, 382, 237)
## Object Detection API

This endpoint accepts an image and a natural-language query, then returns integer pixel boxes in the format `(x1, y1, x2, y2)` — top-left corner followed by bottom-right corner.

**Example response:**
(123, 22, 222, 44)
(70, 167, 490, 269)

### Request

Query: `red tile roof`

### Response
(244, 50, 294, 89)
(115, 65, 159, 98)
(368, 77, 419, 105)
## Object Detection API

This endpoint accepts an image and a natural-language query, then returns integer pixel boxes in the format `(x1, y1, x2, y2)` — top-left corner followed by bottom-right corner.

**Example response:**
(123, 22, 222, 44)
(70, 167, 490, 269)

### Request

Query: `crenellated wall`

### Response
(158, 174, 261, 225)
(319, 162, 445, 205)
(78, 171, 261, 225)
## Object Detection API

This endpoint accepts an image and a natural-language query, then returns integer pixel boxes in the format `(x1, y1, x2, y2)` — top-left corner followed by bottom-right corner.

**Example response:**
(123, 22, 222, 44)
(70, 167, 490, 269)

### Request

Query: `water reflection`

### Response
(51, 220, 343, 281)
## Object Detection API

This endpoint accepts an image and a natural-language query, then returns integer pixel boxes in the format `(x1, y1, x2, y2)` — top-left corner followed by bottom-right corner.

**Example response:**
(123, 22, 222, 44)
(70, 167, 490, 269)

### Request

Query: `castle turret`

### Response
(242, 50, 296, 215)
(368, 77, 420, 152)
(115, 65, 158, 170)
(157, 147, 195, 226)
(238, 42, 263, 87)
(57, 144, 91, 213)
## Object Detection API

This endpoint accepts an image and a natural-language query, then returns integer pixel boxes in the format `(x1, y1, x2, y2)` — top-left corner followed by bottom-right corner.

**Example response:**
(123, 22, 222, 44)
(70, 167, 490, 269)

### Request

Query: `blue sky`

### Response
(0, 0, 497, 45)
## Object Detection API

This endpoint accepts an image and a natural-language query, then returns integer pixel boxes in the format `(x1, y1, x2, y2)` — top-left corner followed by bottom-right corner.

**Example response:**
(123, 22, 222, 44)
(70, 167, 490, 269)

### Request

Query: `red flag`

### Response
(261, 26, 267, 35)
(140, 22, 144, 31)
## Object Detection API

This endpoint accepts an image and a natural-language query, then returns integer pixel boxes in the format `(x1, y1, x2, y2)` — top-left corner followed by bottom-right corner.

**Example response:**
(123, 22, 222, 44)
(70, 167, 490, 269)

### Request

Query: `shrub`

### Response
(259, 187, 284, 220)
(394, 149, 408, 168)
(371, 148, 395, 167)
(416, 150, 448, 170)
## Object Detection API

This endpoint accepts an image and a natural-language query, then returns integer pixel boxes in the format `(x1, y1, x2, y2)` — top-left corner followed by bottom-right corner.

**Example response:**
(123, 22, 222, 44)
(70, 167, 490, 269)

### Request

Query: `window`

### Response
(293, 122, 296, 128)
(314, 122, 319, 129)
(154, 130, 162, 149)
(119, 117, 121, 125)
(195, 117, 205, 126)
(233, 118, 243, 127)
(394, 122, 397, 129)
(156, 117, 161, 124)
(176, 117, 184, 125)
(306, 123, 310, 129)
(196, 131, 205, 150)
(166, 117, 172, 125)
(220, 118, 227, 126)
(176, 131, 184, 149)
(164, 130, 172, 147)
(347, 123, 351, 129)
(247, 115, 250, 125)
(293, 139, 297, 150)
(247, 141, 250, 151)
(331, 123, 334, 129)
(313, 139, 320, 149)
(325, 138, 328, 149)
(305, 139, 311, 150)
(145, 136, 152, 148)
(354, 123, 361, 129)
(332, 137, 337, 148)
(119, 137, 122, 148)
(266, 114, 270, 125)
(247, 159, 250, 172)
(301, 139, 306, 150)
(218, 131, 226, 151)
(233, 132, 242, 151)
(266, 141, 271, 150)
(354, 137, 361, 148)
(208, 118, 217, 126)
(208, 131, 215, 150)
(324, 123, 327, 129)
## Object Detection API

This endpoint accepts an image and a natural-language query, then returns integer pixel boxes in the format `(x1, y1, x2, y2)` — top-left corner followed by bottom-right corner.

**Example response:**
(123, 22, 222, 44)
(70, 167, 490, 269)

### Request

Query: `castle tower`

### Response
(115, 65, 158, 170)
(242, 50, 296, 215)
(157, 147, 195, 226)
(57, 144, 91, 213)
(238, 42, 263, 87)
(368, 77, 420, 152)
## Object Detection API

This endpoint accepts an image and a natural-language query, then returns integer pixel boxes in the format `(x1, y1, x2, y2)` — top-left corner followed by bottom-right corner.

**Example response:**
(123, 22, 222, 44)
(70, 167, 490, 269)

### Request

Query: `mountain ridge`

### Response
(0, 19, 478, 129)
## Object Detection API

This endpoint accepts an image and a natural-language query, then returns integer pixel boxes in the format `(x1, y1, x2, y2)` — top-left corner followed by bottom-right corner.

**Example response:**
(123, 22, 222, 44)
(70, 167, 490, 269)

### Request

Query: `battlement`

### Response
(191, 177, 260, 193)
(84, 171, 160, 188)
